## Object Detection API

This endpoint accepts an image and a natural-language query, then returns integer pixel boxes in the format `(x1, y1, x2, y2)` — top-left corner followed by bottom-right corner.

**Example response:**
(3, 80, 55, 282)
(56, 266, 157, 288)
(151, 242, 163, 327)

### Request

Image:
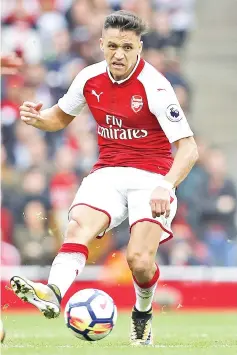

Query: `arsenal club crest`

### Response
(131, 95, 143, 113)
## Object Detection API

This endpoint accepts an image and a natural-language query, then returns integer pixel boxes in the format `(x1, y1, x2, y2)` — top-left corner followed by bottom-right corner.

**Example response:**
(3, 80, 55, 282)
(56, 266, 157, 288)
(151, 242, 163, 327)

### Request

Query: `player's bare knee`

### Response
(67, 205, 109, 241)
(65, 219, 93, 245)
(127, 252, 153, 275)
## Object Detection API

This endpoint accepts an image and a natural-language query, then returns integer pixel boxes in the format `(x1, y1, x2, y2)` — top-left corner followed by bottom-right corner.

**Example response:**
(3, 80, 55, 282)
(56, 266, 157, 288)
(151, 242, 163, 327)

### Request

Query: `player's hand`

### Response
(20, 101, 43, 126)
(150, 186, 171, 218)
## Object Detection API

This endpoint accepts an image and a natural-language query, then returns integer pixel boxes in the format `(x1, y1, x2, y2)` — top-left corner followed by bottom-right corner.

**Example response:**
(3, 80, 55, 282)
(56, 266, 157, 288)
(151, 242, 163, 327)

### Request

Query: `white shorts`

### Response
(69, 167, 177, 244)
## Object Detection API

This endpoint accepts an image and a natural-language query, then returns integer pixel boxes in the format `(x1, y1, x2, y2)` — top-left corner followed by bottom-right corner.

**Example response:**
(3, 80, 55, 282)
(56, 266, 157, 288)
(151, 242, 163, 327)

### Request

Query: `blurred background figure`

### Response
(49, 145, 79, 231)
(197, 148, 237, 266)
(0, 54, 23, 75)
(154, 0, 196, 55)
(12, 200, 58, 266)
(1, 0, 236, 269)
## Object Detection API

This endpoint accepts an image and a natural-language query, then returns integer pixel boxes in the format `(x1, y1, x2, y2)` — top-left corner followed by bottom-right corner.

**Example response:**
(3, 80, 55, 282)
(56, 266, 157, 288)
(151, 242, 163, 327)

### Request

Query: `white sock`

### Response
(48, 252, 86, 298)
(133, 265, 160, 312)
(133, 281, 158, 312)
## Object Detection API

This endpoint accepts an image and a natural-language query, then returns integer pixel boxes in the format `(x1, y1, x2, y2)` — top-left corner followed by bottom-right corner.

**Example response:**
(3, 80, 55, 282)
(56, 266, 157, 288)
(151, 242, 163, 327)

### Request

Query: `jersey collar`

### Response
(107, 55, 142, 84)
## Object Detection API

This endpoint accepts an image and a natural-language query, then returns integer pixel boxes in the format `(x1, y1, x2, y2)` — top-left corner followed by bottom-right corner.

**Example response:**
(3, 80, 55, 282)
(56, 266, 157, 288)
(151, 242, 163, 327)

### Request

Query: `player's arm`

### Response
(20, 102, 75, 132)
(154, 87, 199, 188)
(20, 68, 87, 131)
(165, 136, 198, 188)
(151, 83, 199, 188)
(149, 82, 198, 218)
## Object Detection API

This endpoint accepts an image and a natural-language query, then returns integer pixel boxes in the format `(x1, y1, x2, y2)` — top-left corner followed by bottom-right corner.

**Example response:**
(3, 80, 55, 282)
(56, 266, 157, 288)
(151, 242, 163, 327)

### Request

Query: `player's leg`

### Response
(127, 176, 177, 345)
(10, 205, 109, 318)
(127, 222, 162, 312)
(127, 222, 162, 345)
(11, 168, 127, 318)
(47, 205, 109, 299)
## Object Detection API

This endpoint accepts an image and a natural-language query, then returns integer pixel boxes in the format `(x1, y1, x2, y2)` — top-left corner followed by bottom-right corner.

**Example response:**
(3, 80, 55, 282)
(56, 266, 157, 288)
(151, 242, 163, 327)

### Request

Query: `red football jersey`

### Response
(58, 57, 193, 175)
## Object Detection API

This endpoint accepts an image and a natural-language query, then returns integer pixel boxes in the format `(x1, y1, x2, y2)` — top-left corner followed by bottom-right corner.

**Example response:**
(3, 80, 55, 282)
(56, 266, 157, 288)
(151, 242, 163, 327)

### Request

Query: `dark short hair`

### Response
(104, 10, 148, 36)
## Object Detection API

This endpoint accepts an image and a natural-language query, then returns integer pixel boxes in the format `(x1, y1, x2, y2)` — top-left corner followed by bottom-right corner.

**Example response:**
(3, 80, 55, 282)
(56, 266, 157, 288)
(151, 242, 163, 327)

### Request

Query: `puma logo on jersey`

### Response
(92, 90, 103, 102)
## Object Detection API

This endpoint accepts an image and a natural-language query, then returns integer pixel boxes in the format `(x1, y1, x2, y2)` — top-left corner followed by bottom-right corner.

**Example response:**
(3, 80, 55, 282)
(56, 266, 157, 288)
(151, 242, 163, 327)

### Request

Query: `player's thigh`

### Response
(128, 188, 177, 245)
(67, 170, 127, 243)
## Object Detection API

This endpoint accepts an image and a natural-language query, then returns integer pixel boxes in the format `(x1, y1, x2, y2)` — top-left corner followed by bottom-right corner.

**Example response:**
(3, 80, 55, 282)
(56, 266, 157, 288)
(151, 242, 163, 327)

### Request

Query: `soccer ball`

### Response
(64, 289, 117, 341)
(0, 320, 5, 343)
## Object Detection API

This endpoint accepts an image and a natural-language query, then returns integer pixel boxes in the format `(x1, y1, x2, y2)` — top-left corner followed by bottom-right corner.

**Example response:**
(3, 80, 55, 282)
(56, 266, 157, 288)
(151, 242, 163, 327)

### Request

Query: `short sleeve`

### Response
(150, 83, 193, 143)
(138, 64, 194, 143)
(58, 69, 87, 116)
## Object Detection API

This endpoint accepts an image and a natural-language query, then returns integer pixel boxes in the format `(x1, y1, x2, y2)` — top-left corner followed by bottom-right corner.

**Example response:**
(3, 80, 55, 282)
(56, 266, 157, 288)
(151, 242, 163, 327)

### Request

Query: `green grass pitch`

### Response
(1, 311, 237, 355)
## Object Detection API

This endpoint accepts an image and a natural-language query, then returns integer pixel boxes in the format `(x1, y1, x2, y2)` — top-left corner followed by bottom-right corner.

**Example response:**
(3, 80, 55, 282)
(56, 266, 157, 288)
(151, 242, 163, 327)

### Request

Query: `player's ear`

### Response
(100, 38, 104, 52)
(139, 41, 143, 54)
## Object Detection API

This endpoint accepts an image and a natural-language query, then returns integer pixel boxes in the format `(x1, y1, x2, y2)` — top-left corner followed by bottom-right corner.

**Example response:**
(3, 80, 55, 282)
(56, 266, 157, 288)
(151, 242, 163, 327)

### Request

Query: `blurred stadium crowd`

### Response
(1, 0, 237, 269)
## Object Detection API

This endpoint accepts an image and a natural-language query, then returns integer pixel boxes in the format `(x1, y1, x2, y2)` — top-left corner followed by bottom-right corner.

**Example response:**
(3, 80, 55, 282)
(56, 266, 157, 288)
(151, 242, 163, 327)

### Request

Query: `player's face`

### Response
(100, 28, 142, 81)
